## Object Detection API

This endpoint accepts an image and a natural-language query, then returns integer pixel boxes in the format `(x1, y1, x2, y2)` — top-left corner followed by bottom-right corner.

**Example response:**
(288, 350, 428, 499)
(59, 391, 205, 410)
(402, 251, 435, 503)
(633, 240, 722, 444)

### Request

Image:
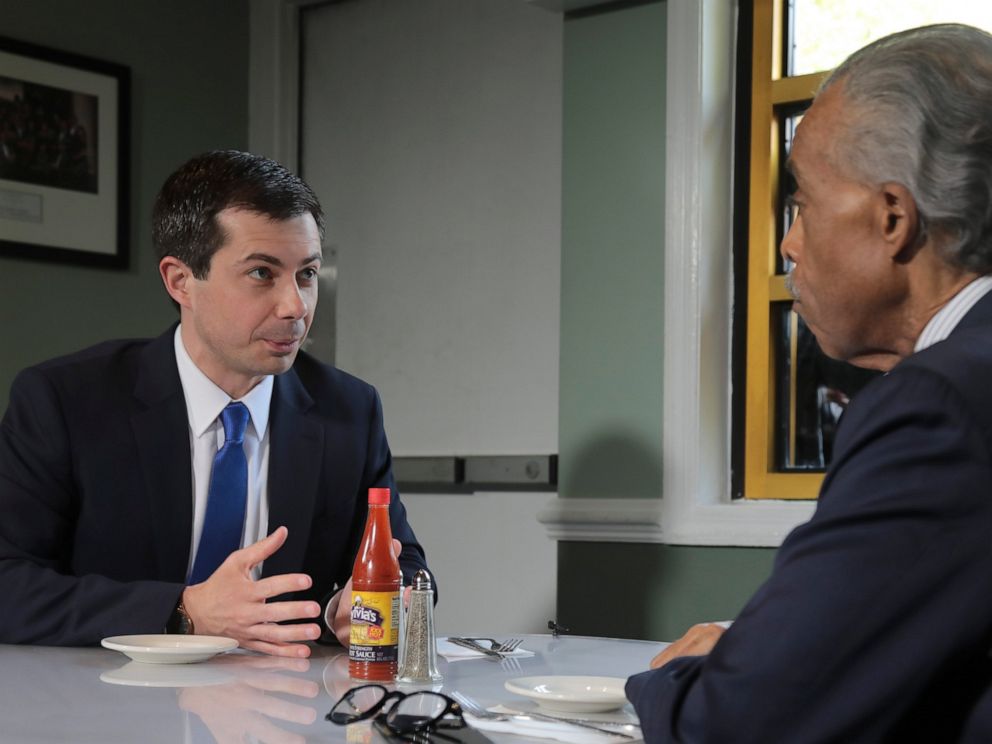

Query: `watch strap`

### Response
(165, 599, 195, 635)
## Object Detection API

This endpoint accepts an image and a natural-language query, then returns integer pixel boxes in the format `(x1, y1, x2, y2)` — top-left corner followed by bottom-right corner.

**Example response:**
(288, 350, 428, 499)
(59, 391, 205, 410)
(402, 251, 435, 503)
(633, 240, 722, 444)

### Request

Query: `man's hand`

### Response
(330, 538, 408, 646)
(182, 526, 322, 658)
(649, 623, 727, 669)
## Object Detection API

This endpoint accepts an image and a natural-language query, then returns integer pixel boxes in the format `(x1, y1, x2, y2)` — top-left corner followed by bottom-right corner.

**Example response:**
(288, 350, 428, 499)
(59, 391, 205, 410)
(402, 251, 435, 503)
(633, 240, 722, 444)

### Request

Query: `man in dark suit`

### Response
(0, 150, 430, 657)
(627, 24, 992, 742)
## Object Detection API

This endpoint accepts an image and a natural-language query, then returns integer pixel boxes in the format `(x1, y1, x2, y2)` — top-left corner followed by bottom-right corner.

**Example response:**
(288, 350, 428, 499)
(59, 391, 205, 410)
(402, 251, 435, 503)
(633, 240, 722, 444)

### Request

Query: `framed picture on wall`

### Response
(0, 35, 129, 268)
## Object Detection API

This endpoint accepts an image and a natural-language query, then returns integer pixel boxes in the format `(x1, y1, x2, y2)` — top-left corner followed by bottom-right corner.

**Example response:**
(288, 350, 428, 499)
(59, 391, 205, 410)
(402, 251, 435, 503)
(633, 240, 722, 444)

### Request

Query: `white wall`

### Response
(402, 491, 557, 635)
(300, 0, 562, 457)
(297, 0, 562, 633)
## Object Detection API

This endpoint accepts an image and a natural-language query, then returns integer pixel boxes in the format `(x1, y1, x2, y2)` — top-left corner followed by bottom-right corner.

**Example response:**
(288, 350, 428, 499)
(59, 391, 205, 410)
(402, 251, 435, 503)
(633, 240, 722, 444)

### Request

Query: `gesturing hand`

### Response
(182, 526, 322, 658)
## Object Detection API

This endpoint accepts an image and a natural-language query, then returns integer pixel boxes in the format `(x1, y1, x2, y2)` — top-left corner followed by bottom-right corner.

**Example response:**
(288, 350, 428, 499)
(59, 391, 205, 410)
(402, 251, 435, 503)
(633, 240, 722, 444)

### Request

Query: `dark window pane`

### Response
(772, 302, 880, 471)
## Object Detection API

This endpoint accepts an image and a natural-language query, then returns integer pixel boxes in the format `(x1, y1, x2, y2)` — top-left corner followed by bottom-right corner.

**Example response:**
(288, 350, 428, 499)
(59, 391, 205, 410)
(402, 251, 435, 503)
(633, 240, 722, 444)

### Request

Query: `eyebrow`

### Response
(240, 252, 323, 268)
(784, 157, 805, 192)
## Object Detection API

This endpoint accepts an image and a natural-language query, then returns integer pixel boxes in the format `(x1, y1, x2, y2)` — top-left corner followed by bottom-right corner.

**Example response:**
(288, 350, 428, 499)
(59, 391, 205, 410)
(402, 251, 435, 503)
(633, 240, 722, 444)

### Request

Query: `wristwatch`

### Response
(165, 599, 195, 635)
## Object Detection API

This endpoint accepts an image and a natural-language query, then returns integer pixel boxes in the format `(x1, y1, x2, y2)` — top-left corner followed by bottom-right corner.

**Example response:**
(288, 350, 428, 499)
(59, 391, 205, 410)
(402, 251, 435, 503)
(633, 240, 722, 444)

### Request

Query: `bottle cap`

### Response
(413, 569, 432, 590)
(368, 487, 391, 505)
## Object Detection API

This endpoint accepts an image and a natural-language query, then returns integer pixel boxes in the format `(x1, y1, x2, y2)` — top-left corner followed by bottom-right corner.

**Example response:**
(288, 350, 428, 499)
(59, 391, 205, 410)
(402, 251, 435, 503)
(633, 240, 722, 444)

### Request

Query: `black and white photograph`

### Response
(0, 36, 127, 267)
(0, 74, 99, 194)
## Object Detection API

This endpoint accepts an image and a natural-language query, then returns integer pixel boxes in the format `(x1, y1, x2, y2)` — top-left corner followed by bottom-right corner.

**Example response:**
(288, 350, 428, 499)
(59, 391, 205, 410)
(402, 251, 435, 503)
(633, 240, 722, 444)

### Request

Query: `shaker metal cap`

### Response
(412, 569, 432, 590)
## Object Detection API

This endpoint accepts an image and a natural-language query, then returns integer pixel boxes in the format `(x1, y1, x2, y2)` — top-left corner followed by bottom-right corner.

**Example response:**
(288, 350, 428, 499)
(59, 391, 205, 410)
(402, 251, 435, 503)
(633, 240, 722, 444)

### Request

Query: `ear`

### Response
(159, 256, 194, 309)
(878, 182, 921, 261)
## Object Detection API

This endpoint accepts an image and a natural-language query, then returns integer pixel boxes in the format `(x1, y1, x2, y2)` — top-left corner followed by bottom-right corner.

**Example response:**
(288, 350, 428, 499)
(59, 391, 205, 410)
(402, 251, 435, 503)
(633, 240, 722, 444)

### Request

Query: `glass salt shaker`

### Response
(396, 569, 442, 683)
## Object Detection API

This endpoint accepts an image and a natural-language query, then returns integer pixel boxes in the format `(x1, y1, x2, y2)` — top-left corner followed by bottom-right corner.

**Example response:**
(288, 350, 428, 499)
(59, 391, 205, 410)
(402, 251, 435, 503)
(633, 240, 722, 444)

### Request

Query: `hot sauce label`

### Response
(349, 591, 400, 662)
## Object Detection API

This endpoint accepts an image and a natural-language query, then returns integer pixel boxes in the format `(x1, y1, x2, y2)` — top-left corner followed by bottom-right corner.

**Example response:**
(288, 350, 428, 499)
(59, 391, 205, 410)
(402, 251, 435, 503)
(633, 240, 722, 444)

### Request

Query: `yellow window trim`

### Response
(743, 0, 828, 499)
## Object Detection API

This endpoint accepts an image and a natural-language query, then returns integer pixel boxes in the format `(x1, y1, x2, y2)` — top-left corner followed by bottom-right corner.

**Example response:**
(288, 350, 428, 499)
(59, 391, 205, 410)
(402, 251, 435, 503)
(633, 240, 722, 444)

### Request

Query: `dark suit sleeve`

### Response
(0, 368, 182, 645)
(627, 367, 992, 743)
(360, 389, 432, 593)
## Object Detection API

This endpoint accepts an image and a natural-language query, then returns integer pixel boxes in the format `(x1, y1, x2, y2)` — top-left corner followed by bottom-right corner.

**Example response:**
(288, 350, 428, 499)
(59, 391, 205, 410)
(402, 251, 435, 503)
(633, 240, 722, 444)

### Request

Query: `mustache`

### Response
(784, 272, 799, 301)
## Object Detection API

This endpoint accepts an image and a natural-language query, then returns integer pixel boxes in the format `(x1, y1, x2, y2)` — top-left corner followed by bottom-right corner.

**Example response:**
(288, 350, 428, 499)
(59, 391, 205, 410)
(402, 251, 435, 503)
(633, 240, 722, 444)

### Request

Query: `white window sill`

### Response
(537, 497, 815, 547)
(539, 2, 814, 550)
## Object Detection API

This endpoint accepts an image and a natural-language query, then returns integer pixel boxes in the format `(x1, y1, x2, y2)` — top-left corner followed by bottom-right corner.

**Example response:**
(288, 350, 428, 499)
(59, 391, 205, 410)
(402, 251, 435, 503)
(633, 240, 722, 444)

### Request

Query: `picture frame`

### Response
(0, 35, 129, 269)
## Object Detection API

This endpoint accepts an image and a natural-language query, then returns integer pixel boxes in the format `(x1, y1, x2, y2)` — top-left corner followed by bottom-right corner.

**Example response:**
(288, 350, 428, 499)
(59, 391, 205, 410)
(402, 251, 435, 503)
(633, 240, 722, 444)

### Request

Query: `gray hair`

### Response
(821, 24, 992, 273)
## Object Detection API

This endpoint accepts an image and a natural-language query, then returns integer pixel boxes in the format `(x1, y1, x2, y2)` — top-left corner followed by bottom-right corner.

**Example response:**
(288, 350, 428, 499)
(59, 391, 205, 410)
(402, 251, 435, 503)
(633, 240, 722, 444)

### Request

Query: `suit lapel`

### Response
(130, 327, 193, 582)
(952, 284, 992, 334)
(262, 368, 323, 578)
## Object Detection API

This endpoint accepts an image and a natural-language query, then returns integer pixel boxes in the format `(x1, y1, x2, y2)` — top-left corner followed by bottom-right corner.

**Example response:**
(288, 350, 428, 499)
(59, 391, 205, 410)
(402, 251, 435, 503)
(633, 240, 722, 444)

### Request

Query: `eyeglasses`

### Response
(326, 684, 466, 738)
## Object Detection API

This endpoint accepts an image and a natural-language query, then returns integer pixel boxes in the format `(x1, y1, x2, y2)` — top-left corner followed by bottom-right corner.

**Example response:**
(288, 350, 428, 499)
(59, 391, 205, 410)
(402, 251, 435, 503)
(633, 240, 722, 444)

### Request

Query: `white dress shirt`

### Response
(914, 275, 992, 353)
(173, 326, 273, 581)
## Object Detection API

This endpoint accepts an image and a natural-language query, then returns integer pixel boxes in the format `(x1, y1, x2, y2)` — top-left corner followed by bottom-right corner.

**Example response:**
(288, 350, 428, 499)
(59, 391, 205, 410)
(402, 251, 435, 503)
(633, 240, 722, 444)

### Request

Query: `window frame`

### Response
(640, 0, 814, 545)
(742, 0, 829, 500)
(539, 0, 814, 546)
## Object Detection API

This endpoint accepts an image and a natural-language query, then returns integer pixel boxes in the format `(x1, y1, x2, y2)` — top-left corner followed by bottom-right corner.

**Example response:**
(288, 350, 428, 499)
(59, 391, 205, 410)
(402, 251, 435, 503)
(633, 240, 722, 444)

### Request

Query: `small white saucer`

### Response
(505, 675, 628, 713)
(101, 635, 238, 664)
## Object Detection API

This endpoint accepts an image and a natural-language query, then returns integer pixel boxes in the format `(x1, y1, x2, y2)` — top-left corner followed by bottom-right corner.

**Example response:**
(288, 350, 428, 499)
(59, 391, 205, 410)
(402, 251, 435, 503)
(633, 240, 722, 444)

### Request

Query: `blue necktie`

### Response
(188, 402, 250, 585)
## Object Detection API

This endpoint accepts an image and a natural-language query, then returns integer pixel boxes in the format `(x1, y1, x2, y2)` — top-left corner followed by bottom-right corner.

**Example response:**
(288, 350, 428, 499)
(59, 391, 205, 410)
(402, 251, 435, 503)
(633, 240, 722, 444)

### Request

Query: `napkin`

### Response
(464, 706, 642, 744)
(437, 638, 536, 661)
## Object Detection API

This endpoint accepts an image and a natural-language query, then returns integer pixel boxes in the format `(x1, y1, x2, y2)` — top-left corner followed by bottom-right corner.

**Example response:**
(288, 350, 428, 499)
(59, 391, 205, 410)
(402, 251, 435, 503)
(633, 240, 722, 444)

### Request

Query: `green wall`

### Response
(0, 0, 250, 412)
(559, 542, 776, 639)
(557, 1, 777, 642)
(559, 1, 666, 502)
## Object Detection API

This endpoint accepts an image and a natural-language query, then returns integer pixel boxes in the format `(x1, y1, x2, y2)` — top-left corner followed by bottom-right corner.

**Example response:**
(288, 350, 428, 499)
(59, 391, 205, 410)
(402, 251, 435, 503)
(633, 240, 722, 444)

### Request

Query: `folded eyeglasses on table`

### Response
(327, 683, 471, 742)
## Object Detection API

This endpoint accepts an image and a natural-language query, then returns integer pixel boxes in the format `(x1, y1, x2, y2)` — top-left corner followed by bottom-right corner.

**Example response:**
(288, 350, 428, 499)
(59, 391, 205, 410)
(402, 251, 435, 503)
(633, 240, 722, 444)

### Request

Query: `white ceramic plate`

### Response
(505, 675, 628, 713)
(101, 635, 238, 664)
(100, 661, 234, 687)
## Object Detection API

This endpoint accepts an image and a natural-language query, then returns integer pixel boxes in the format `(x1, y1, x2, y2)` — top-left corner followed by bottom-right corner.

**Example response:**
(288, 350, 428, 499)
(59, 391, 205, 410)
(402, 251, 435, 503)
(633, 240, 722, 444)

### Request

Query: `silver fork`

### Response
(450, 691, 637, 740)
(462, 637, 524, 652)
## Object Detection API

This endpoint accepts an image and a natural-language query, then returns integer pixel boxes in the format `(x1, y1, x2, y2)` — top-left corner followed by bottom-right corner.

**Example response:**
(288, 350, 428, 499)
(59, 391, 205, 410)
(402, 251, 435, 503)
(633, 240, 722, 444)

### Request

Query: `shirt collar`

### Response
(914, 275, 992, 353)
(173, 325, 273, 438)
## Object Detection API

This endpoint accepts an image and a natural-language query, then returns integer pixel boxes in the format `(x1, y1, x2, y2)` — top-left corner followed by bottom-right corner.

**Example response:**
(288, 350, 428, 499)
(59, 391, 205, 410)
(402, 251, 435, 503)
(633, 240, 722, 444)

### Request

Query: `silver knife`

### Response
(500, 709, 637, 739)
(447, 637, 505, 659)
(515, 710, 640, 729)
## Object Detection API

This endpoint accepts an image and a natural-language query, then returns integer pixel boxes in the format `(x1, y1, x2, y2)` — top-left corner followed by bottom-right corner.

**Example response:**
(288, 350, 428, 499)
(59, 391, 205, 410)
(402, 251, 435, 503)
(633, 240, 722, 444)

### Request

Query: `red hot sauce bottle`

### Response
(348, 487, 402, 681)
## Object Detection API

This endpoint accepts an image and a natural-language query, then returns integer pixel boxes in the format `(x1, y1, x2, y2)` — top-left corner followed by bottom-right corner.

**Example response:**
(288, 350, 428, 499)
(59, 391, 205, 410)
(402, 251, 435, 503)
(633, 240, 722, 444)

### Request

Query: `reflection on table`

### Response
(0, 634, 665, 743)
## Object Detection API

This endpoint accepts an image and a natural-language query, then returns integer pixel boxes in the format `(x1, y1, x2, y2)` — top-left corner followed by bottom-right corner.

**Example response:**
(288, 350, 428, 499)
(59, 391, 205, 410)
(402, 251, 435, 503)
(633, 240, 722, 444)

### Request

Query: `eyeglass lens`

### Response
(328, 684, 388, 724)
(329, 685, 461, 735)
(385, 692, 450, 733)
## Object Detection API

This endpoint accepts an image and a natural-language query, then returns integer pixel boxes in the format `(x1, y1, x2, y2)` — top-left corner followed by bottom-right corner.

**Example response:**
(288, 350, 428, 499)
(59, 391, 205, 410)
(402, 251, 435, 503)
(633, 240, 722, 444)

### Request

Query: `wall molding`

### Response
(538, 498, 664, 542)
(537, 496, 814, 546)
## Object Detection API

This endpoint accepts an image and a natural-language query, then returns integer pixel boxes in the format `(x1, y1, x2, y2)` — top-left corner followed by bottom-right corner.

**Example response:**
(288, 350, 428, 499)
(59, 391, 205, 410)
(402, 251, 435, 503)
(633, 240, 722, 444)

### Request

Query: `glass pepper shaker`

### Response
(396, 569, 442, 683)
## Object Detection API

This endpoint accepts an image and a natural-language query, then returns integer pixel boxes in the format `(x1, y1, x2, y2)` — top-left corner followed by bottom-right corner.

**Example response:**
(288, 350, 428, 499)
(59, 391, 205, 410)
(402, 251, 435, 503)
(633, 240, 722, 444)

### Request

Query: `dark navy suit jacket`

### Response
(627, 292, 992, 743)
(0, 326, 429, 645)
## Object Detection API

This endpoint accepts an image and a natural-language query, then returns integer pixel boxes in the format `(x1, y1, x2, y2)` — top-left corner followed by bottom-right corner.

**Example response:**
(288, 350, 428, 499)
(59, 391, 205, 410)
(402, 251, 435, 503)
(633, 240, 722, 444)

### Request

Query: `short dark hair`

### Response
(152, 149, 325, 279)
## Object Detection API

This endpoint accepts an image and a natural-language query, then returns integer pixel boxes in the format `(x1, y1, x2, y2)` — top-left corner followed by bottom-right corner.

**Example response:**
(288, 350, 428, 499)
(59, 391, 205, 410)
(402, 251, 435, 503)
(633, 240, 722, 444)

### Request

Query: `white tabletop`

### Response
(0, 633, 665, 743)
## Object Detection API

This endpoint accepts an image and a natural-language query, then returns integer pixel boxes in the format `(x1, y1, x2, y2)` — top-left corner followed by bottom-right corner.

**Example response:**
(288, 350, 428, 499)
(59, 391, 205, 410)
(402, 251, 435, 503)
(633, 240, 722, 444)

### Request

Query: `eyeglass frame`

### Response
(326, 683, 466, 736)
